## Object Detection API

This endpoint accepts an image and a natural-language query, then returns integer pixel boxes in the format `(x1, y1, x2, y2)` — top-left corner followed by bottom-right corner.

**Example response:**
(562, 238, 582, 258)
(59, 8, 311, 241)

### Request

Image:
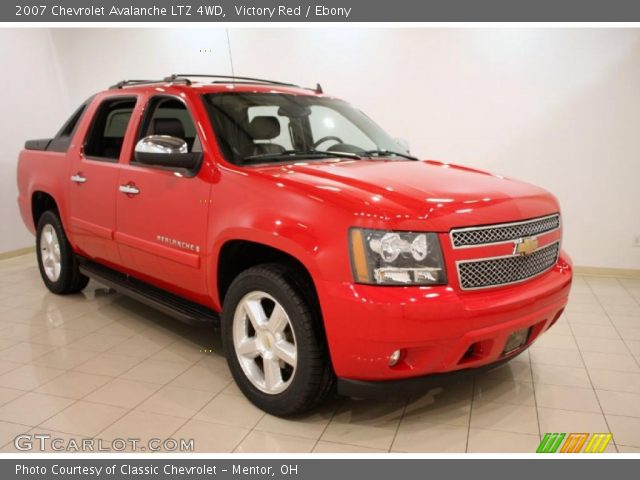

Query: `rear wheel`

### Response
(36, 210, 89, 294)
(221, 264, 333, 416)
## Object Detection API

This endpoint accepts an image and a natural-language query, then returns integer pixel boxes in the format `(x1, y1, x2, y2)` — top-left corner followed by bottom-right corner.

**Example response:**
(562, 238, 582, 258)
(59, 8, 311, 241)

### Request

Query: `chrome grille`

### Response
(457, 241, 560, 290)
(451, 214, 560, 248)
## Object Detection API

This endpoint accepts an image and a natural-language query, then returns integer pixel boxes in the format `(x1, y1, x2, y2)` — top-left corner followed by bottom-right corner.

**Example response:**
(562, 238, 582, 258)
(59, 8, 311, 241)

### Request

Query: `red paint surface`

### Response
(17, 83, 572, 380)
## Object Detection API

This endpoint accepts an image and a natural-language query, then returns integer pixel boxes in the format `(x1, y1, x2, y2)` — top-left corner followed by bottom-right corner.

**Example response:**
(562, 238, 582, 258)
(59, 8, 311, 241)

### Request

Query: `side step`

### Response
(78, 259, 219, 326)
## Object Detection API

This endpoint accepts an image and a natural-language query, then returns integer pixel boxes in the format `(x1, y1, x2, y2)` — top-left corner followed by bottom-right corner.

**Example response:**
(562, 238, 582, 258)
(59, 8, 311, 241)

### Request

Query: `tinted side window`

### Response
(84, 97, 136, 161)
(137, 97, 200, 153)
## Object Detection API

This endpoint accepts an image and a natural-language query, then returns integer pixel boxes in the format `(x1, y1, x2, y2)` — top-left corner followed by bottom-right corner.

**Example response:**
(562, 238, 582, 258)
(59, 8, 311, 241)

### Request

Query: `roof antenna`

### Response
(315, 83, 323, 94)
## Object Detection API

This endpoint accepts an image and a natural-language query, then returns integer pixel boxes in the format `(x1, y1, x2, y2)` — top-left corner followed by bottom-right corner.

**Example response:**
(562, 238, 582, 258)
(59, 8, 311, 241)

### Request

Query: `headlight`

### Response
(349, 228, 446, 285)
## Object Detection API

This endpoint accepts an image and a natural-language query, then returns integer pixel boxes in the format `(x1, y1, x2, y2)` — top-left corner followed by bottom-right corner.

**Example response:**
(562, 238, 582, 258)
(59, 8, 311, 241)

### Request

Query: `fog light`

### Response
(388, 349, 402, 366)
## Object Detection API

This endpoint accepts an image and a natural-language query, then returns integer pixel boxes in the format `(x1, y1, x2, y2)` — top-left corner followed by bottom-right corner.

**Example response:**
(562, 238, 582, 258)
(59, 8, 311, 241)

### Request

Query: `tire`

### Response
(221, 263, 334, 416)
(36, 210, 89, 295)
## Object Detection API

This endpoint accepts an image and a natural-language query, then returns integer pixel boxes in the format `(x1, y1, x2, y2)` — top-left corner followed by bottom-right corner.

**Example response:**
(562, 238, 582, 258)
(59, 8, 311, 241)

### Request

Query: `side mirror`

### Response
(134, 135, 201, 171)
(394, 137, 410, 154)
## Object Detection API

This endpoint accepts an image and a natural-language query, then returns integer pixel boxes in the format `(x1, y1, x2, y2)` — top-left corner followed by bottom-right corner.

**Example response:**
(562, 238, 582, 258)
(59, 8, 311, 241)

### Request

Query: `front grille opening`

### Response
(461, 345, 475, 362)
(458, 340, 491, 365)
(451, 214, 560, 248)
(458, 241, 560, 290)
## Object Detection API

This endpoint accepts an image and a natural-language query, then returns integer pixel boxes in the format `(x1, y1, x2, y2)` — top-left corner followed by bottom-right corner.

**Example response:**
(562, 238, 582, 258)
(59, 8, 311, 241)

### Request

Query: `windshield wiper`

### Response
(363, 149, 418, 161)
(243, 150, 361, 163)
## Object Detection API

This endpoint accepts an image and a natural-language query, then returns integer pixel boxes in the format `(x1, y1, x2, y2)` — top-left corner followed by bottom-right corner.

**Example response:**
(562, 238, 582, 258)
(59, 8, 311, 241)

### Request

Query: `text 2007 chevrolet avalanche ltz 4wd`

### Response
(16, 74, 572, 415)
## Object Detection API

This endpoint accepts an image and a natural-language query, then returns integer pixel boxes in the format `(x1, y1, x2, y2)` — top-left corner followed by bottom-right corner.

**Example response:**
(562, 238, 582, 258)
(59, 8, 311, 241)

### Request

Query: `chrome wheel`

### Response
(232, 291, 297, 395)
(40, 224, 61, 282)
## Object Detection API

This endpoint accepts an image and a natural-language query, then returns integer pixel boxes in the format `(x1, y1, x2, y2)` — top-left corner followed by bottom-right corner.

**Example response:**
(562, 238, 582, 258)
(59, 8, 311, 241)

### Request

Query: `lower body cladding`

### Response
(319, 252, 573, 397)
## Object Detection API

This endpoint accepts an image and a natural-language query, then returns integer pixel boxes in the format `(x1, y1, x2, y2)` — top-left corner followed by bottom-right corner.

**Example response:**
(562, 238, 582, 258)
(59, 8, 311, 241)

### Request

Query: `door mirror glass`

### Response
(134, 135, 201, 171)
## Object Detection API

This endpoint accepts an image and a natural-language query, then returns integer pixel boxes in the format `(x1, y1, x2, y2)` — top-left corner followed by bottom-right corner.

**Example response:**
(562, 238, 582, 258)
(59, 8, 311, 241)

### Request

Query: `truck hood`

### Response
(254, 159, 559, 231)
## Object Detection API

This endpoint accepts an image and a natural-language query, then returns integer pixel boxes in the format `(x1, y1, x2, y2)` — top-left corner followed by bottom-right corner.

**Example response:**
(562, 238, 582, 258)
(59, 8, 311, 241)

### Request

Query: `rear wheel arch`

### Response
(31, 191, 59, 227)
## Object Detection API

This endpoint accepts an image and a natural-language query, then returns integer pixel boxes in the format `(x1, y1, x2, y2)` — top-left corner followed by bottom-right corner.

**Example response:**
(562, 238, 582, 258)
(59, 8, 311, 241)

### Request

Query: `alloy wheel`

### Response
(40, 224, 61, 282)
(232, 291, 298, 394)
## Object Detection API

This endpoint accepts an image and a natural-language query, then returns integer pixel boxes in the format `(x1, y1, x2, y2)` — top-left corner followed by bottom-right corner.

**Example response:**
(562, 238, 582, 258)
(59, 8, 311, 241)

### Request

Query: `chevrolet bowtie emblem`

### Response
(514, 236, 539, 256)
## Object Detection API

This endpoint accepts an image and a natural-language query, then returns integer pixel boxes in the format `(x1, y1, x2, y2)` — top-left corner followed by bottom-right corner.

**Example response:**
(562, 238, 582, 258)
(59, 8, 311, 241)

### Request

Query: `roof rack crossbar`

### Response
(164, 74, 299, 88)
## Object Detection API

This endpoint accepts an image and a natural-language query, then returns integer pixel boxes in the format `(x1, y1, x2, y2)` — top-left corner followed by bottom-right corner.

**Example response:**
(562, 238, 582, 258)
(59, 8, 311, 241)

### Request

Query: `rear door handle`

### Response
(119, 184, 140, 195)
(70, 174, 87, 184)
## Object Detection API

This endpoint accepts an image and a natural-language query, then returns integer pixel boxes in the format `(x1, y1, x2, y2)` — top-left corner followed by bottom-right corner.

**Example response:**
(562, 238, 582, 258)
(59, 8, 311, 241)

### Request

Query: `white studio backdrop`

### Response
(0, 27, 639, 270)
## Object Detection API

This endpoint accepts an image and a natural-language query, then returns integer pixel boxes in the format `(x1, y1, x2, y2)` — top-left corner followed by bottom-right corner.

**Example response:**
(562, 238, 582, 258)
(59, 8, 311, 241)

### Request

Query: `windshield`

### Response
(202, 93, 409, 165)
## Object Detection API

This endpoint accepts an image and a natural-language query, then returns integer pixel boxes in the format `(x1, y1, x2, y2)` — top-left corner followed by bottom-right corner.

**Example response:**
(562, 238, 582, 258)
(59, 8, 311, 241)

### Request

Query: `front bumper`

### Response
(337, 347, 526, 398)
(318, 251, 572, 383)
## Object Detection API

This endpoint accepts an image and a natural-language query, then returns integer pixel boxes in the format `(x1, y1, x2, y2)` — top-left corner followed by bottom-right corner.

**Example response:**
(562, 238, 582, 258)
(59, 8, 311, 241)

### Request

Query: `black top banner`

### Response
(4, 0, 640, 22)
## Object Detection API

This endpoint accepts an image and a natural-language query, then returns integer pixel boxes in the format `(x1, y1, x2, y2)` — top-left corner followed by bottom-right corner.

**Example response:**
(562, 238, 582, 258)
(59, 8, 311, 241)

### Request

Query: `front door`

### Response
(115, 95, 212, 303)
(67, 95, 138, 267)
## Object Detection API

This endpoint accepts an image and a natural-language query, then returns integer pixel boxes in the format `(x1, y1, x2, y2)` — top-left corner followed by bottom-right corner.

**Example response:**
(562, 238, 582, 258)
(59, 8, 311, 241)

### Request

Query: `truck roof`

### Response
(108, 74, 323, 96)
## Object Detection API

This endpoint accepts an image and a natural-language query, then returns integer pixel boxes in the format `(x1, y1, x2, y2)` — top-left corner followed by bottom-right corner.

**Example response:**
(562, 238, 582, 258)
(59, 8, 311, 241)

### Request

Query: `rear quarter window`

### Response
(104, 109, 133, 138)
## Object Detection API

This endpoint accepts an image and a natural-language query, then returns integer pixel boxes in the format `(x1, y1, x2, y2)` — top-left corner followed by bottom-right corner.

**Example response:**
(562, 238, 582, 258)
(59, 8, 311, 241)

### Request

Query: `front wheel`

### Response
(36, 210, 89, 295)
(221, 264, 333, 416)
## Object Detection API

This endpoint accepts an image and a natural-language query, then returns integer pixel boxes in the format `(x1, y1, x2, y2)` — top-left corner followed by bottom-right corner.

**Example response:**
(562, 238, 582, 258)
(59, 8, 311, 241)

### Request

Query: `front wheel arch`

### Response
(216, 239, 321, 314)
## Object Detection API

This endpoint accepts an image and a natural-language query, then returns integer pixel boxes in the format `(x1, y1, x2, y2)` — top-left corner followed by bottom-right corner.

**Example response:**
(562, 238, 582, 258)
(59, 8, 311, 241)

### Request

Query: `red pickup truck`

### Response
(17, 74, 572, 415)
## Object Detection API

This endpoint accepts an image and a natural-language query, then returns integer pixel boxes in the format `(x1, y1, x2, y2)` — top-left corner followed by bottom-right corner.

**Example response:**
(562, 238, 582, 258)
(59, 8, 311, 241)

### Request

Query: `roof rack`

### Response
(163, 74, 303, 87)
(110, 74, 323, 93)
(109, 78, 191, 89)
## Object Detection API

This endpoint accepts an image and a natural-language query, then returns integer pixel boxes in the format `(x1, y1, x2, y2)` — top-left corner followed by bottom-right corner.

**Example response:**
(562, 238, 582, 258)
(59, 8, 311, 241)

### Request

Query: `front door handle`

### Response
(70, 174, 87, 184)
(119, 184, 140, 196)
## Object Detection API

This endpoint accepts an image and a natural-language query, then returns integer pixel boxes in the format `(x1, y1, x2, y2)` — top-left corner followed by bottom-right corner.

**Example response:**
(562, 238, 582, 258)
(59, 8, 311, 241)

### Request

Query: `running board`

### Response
(78, 259, 219, 326)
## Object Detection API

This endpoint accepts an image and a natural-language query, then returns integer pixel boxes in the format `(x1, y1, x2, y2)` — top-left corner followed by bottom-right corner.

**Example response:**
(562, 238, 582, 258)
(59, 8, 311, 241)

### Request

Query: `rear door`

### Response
(67, 95, 138, 266)
(114, 94, 212, 303)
